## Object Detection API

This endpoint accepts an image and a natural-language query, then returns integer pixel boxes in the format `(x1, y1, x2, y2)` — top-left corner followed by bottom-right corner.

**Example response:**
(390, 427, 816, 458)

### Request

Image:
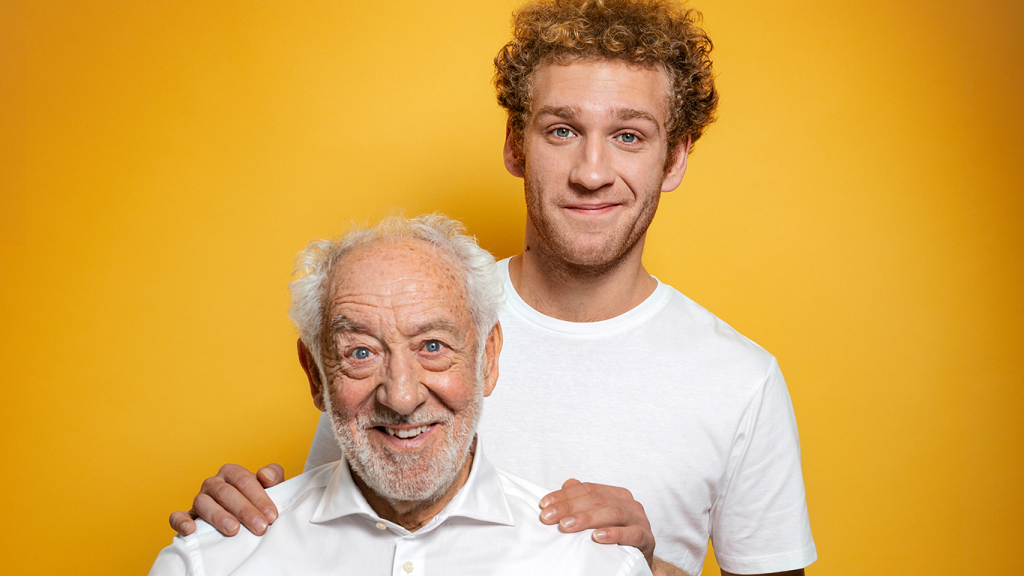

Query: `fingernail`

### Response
(264, 508, 278, 523)
(541, 508, 556, 522)
(222, 519, 238, 533)
(560, 517, 576, 529)
(179, 522, 190, 534)
(253, 518, 268, 534)
(540, 497, 552, 507)
(263, 468, 278, 483)
(594, 530, 607, 542)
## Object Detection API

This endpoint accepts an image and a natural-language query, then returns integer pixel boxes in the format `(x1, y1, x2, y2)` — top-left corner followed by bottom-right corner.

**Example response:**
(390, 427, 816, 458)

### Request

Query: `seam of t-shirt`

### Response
(714, 541, 818, 571)
(498, 257, 673, 336)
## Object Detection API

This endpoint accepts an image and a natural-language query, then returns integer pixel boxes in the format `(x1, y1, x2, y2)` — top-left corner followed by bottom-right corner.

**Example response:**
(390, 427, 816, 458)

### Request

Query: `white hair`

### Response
(288, 213, 503, 379)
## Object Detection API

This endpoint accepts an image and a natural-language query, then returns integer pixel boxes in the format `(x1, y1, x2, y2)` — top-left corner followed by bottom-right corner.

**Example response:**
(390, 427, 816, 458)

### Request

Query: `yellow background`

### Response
(2, 0, 1021, 574)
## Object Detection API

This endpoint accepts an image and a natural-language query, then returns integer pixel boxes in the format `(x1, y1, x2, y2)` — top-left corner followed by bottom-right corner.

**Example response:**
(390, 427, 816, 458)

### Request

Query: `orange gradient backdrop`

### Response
(1, 1, 1021, 574)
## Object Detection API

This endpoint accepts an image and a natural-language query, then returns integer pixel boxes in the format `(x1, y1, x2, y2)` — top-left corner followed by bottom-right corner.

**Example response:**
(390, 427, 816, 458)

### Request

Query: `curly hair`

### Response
(494, 0, 718, 164)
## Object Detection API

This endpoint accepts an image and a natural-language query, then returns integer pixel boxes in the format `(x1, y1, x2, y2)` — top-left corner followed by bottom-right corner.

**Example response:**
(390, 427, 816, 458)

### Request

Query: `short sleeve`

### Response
(710, 360, 817, 573)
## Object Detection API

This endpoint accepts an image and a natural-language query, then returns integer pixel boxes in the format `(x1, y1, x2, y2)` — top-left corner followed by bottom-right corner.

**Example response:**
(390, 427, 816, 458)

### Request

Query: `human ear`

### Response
(503, 118, 525, 178)
(661, 135, 692, 192)
(481, 322, 503, 397)
(297, 338, 326, 412)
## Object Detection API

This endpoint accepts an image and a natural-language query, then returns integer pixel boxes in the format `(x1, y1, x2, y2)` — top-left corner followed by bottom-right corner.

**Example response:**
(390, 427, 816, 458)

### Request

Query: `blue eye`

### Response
(424, 341, 443, 353)
(618, 133, 637, 143)
(554, 127, 573, 138)
(353, 348, 371, 360)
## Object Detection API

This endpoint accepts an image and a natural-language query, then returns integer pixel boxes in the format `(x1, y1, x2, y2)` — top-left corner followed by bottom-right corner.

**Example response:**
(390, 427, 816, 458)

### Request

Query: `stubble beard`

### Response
(323, 383, 483, 507)
(523, 170, 662, 281)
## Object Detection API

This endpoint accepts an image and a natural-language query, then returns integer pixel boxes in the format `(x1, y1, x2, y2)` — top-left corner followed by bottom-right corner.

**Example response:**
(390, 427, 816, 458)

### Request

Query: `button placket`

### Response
(393, 538, 426, 576)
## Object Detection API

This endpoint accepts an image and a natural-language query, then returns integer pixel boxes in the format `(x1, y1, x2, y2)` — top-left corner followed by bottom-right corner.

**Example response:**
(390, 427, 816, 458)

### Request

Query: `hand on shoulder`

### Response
(168, 463, 284, 537)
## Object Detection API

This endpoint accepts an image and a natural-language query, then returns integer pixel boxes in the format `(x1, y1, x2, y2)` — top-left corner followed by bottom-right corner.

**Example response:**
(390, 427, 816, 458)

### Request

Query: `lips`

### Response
(565, 202, 618, 210)
(562, 201, 623, 216)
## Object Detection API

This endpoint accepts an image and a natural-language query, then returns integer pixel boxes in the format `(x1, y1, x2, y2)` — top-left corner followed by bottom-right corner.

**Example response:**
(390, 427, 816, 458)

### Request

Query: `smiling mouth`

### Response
(564, 203, 620, 212)
(381, 424, 433, 439)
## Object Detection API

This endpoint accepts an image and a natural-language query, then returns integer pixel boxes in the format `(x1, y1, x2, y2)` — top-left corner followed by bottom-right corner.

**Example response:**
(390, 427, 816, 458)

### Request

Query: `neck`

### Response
(510, 226, 657, 322)
(351, 451, 474, 532)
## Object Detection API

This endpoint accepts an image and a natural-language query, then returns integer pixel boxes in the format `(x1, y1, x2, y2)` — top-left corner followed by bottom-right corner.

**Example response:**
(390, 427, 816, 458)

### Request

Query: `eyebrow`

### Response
(407, 319, 460, 337)
(616, 107, 660, 129)
(533, 105, 662, 133)
(331, 314, 368, 335)
(533, 105, 578, 120)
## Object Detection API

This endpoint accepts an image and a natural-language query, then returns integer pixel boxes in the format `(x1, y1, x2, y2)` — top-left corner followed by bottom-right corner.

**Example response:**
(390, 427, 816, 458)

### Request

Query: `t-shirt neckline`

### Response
(498, 257, 670, 335)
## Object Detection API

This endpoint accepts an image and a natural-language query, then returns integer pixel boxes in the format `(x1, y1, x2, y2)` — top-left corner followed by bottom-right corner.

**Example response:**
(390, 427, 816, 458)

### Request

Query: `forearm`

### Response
(652, 556, 692, 576)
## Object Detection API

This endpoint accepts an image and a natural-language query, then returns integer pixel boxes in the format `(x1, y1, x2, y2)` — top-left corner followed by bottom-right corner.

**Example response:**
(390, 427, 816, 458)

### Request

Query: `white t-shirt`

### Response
(306, 259, 816, 575)
(151, 441, 650, 576)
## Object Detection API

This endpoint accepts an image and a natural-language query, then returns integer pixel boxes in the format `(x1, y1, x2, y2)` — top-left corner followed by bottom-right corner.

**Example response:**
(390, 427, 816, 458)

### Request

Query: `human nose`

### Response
(568, 137, 616, 190)
(376, 350, 428, 415)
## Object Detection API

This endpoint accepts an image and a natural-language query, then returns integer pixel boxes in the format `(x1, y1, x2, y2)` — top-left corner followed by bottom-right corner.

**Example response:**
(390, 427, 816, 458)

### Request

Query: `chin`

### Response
(322, 389, 483, 507)
(355, 447, 468, 504)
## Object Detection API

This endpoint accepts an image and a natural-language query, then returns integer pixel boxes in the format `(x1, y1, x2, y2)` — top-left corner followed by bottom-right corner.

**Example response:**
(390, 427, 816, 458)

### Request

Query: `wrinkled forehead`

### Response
(326, 238, 469, 322)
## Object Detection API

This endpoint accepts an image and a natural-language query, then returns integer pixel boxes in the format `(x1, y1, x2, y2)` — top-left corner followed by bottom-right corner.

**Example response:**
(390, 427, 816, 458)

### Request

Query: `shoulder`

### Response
(654, 282, 779, 378)
(192, 461, 337, 539)
(152, 463, 339, 575)
(493, 467, 651, 576)
(263, 460, 338, 511)
(659, 283, 771, 350)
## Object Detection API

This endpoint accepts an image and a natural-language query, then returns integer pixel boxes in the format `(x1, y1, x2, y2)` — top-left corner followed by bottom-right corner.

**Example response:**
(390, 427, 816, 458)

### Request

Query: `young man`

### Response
(171, 2, 816, 575)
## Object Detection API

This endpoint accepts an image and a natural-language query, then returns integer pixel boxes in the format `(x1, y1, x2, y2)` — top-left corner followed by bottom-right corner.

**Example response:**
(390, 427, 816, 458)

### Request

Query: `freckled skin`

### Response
(310, 238, 499, 530)
(323, 239, 475, 389)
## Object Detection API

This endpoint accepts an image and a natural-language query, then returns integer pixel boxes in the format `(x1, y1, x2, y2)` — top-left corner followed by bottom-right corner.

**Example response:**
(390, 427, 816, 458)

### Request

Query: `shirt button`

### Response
(403, 561, 414, 573)
(375, 522, 386, 530)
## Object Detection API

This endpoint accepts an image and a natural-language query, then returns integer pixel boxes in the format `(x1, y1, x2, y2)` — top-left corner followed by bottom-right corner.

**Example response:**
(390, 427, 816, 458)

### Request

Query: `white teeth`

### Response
(385, 424, 431, 439)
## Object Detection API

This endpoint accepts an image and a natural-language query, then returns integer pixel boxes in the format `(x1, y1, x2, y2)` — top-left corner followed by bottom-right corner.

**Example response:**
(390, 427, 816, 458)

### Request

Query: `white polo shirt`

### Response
(149, 440, 650, 576)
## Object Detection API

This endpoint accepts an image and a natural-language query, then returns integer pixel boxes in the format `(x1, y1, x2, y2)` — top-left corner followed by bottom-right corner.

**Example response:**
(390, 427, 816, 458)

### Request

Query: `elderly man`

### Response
(172, 1, 816, 575)
(150, 214, 651, 575)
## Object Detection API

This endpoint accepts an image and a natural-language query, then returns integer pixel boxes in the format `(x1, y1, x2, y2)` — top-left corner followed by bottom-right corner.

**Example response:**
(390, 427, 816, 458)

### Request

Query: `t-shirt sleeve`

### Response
(304, 411, 343, 472)
(709, 359, 817, 573)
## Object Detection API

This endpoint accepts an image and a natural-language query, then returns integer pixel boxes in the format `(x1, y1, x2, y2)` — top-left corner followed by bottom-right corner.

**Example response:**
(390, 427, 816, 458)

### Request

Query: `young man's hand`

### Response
(539, 478, 656, 566)
(168, 463, 284, 537)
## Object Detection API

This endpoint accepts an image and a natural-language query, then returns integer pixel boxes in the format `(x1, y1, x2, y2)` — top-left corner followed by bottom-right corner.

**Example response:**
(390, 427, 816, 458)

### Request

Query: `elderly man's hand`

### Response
(168, 463, 285, 537)
(539, 478, 656, 567)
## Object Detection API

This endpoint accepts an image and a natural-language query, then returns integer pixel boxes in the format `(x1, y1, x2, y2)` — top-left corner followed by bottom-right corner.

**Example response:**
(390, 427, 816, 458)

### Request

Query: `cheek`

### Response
(425, 370, 479, 411)
(329, 377, 378, 417)
(523, 148, 562, 184)
(622, 166, 663, 198)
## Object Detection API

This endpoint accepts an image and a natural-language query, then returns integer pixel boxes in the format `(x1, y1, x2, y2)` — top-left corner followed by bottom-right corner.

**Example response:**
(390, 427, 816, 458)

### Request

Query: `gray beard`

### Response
(323, 386, 483, 506)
